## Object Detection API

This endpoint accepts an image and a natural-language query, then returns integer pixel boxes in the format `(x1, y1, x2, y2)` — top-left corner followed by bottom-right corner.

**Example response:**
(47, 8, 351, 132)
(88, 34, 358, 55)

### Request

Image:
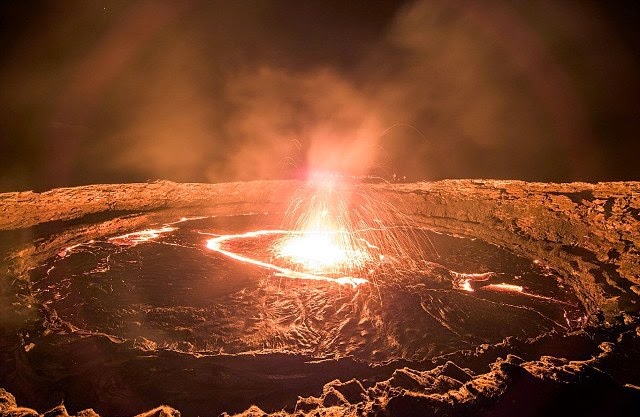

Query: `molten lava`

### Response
(275, 230, 370, 273)
(204, 177, 385, 286)
(206, 230, 369, 287)
(204, 175, 434, 287)
(274, 200, 372, 275)
(109, 227, 176, 246)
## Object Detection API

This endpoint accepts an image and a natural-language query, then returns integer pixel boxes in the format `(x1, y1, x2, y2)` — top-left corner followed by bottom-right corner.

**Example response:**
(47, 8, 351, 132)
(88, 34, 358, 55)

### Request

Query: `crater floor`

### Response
(0, 180, 638, 417)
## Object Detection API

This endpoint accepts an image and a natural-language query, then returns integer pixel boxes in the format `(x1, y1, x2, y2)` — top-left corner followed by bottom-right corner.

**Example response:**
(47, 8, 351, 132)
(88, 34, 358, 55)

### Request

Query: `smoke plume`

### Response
(0, 0, 638, 190)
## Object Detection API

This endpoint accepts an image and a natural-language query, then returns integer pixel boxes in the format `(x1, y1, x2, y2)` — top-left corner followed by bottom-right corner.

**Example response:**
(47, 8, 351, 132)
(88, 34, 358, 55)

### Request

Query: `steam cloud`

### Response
(0, 0, 638, 190)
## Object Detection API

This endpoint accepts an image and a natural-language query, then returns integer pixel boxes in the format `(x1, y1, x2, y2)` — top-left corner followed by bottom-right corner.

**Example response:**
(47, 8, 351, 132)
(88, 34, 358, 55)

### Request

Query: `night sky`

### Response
(1, 0, 639, 192)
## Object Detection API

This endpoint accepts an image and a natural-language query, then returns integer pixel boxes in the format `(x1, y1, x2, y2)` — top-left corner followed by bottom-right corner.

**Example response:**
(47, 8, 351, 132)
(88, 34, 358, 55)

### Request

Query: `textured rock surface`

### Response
(0, 181, 295, 231)
(2, 179, 638, 315)
(1, 179, 639, 416)
(375, 180, 640, 318)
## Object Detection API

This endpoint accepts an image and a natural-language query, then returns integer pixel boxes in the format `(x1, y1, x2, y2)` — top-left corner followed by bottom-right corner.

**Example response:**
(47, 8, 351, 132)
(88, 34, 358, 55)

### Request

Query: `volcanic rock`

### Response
(0, 180, 638, 416)
(324, 379, 366, 405)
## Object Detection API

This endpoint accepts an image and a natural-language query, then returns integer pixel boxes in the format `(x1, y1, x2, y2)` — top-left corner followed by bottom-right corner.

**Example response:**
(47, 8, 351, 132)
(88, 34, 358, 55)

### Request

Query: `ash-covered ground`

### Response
(1, 180, 639, 417)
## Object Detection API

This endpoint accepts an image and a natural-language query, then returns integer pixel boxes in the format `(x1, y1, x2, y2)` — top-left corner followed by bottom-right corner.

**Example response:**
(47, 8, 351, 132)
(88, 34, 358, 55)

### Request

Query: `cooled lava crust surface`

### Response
(1, 180, 639, 417)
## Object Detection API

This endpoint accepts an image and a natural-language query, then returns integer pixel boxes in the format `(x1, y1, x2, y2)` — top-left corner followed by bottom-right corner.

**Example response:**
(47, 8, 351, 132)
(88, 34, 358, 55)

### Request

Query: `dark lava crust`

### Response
(1, 179, 639, 417)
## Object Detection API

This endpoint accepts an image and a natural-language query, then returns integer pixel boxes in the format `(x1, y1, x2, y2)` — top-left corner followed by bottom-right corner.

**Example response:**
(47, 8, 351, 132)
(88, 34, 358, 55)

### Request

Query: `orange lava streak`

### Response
(109, 227, 176, 246)
(482, 283, 524, 293)
(480, 282, 574, 305)
(452, 271, 494, 292)
(206, 230, 369, 287)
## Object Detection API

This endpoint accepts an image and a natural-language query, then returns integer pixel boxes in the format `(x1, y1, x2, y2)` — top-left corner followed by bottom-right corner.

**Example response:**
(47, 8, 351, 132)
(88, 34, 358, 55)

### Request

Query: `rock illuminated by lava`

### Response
(0, 179, 638, 417)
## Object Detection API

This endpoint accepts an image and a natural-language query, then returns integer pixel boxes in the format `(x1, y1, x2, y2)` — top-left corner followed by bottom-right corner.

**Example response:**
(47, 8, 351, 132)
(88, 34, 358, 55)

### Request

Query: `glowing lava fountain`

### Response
(206, 175, 432, 286)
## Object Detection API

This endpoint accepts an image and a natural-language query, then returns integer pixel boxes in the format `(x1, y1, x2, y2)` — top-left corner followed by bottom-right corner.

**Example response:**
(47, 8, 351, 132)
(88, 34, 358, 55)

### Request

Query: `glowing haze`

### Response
(2, 1, 636, 191)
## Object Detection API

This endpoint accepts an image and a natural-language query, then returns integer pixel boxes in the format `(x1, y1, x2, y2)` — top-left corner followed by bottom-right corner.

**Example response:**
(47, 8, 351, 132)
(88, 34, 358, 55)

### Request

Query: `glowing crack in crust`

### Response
(108, 227, 176, 246)
(206, 230, 369, 287)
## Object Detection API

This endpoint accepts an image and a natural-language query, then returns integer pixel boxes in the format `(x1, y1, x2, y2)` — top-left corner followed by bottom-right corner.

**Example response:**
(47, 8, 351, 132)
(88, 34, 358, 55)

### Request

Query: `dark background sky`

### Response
(1, 0, 639, 192)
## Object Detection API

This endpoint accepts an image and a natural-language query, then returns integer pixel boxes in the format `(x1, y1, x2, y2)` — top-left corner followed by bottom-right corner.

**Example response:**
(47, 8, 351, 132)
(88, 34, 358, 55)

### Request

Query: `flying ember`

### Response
(274, 188, 374, 275)
(205, 175, 417, 286)
(275, 229, 371, 273)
